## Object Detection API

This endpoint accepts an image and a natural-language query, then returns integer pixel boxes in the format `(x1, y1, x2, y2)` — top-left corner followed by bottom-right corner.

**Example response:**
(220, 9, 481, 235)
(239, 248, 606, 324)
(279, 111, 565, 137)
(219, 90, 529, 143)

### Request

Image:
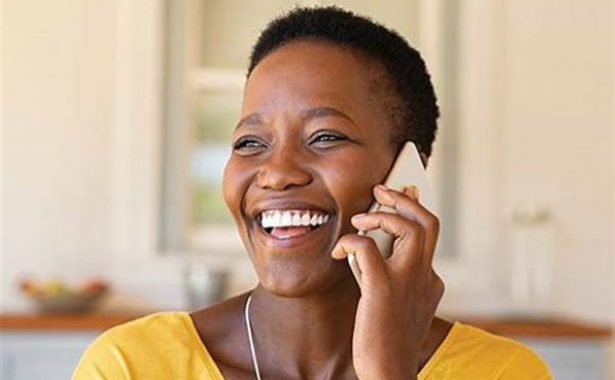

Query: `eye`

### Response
(309, 131, 348, 147)
(232, 136, 267, 154)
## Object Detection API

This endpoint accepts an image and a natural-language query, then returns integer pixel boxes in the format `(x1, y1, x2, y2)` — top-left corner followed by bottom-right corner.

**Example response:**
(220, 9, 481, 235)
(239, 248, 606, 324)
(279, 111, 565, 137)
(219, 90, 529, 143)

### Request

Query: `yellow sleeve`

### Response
(498, 344, 552, 379)
(71, 332, 131, 380)
(70, 312, 224, 380)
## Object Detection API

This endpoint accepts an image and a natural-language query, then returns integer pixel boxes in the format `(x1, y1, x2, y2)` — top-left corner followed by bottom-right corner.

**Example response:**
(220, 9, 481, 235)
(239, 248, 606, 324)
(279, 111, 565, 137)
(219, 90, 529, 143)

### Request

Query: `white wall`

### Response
(448, 2, 614, 374)
(432, 0, 614, 326)
(502, 0, 613, 323)
(1, 0, 188, 311)
(2, 0, 115, 307)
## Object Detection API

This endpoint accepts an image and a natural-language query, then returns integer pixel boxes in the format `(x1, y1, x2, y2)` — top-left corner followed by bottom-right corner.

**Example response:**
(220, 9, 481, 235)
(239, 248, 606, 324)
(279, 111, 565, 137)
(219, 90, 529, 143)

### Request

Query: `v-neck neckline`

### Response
(183, 311, 462, 379)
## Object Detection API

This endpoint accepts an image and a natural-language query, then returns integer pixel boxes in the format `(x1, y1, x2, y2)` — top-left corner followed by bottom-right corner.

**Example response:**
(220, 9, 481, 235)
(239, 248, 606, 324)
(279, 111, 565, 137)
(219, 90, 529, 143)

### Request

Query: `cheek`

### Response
(323, 150, 392, 223)
(222, 157, 253, 221)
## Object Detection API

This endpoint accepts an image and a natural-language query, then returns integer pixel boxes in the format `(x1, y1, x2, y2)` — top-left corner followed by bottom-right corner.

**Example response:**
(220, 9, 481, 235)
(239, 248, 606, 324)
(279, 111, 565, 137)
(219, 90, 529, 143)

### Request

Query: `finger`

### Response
(402, 185, 419, 202)
(351, 212, 425, 271)
(331, 234, 388, 289)
(372, 185, 440, 263)
(373, 185, 433, 223)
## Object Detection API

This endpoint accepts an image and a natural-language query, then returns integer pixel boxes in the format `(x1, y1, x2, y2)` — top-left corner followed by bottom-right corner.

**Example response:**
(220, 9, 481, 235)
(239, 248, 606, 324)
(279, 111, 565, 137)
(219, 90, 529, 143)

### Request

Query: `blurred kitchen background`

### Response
(1, 0, 614, 379)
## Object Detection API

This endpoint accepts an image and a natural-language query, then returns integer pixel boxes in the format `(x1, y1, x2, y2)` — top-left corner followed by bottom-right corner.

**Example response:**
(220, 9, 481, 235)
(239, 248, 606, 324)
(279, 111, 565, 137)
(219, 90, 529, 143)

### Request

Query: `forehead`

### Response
(242, 40, 381, 118)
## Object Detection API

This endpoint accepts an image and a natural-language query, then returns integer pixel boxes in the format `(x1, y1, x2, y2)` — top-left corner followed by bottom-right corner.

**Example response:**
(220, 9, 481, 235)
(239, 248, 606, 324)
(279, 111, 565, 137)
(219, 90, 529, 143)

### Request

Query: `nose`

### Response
(256, 148, 312, 191)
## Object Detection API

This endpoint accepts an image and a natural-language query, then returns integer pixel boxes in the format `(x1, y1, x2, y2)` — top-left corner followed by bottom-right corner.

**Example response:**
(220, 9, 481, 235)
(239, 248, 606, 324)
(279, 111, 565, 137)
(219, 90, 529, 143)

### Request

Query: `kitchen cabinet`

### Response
(1, 332, 98, 380)
(1, 313, 140, 380)
(523, 338, 608, 380)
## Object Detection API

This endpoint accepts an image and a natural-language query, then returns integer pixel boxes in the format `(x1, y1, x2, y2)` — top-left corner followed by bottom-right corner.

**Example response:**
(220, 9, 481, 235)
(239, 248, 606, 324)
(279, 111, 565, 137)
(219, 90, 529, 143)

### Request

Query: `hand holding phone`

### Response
(331, 141, 444, 380)
(347, 142, 437, 285)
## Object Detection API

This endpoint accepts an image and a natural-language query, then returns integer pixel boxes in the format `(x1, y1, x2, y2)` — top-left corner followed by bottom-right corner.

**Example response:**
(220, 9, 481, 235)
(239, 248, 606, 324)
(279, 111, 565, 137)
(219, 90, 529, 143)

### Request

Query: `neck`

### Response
(248, 278, 360, 379)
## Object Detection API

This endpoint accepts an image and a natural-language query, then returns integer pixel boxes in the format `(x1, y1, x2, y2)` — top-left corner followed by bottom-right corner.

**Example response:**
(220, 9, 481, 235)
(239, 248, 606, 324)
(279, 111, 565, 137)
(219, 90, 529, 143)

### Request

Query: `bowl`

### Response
(20, 278, 110, 314)
(29, 291, 108, 314)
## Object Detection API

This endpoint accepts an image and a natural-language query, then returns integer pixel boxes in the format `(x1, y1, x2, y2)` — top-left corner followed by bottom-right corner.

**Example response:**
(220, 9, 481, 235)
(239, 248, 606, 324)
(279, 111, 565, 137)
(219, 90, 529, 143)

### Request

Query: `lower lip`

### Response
(254, 219, 335, 249)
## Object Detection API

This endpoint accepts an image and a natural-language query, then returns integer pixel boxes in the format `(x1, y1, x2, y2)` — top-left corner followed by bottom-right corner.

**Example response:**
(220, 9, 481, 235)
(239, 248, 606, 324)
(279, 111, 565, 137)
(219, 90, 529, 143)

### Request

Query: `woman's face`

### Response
(223, 40, 397, 296)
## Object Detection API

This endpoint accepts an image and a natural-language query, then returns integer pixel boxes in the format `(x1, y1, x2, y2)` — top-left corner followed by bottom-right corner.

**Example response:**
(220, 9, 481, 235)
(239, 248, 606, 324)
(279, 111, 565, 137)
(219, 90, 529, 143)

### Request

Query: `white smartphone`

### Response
(348, 141, 437, 285)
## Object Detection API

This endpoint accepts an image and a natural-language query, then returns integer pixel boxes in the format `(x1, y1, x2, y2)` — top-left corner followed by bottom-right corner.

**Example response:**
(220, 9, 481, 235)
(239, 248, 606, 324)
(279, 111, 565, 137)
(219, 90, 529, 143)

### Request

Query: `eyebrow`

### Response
(234, 106, 355, 131)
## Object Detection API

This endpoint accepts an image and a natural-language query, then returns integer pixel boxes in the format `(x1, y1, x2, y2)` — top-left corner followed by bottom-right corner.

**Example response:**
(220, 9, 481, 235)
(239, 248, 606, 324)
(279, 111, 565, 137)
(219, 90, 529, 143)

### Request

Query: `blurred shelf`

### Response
(0, 312, 146, 331)
(457, 316, 612, 338)
(1, 312, 611, 338)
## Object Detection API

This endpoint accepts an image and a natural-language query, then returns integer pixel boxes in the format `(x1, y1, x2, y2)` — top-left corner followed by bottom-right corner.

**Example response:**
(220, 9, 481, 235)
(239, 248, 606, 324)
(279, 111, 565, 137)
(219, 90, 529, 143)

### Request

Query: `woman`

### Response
(73, 7, 551, 379)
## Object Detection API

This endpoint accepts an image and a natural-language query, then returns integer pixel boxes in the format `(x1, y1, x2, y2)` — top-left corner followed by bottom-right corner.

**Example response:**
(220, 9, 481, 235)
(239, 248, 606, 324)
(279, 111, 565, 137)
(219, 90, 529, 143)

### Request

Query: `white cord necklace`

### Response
(245, 293, 263, 380)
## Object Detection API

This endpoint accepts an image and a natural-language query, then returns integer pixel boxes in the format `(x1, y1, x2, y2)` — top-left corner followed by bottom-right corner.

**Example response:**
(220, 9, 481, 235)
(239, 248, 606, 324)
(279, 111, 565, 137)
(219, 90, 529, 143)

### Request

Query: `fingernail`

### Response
(375, 186, 395, 203)
(376, 184, 389, 192)
(352, 213, 367, 220)
(407, 185, 419, 201)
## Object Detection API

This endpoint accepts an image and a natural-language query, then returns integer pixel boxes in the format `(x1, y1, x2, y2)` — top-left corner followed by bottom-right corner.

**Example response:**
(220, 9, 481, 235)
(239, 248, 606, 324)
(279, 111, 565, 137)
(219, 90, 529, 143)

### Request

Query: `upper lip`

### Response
(249, 199, 333, 219)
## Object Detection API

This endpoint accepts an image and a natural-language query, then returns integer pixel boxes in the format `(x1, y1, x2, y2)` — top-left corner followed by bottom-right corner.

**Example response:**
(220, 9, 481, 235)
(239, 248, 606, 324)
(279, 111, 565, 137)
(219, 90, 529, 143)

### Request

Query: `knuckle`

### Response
(432, 272, 445, 294)
(336, 233, 355, 246)
(404, 220, 424, 236)
(426, 215, 440, 231)
(356, 235, 379, 252)
(437, 278, 445, 293)
(340, 234, 379, 253)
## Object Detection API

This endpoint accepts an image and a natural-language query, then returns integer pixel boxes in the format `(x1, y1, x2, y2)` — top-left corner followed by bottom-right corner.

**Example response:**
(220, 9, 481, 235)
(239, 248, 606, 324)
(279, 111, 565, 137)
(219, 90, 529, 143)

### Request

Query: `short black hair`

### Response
(247, 6, 439, 158)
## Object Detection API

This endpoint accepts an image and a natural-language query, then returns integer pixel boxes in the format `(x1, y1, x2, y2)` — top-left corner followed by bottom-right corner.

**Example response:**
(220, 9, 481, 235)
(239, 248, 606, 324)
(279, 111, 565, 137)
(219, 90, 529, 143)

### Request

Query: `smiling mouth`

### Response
(257, 209, 331, 240)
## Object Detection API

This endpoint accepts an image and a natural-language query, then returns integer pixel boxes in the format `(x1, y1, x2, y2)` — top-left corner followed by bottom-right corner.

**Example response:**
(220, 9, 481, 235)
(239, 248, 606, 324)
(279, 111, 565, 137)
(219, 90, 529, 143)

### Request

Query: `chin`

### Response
(255, 258, 350, 298)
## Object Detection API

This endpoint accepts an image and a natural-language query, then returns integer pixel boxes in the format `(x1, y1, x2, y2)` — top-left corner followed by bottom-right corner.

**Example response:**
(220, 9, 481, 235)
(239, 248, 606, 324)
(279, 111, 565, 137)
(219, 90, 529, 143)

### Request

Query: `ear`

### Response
(419, 152, 429, 169)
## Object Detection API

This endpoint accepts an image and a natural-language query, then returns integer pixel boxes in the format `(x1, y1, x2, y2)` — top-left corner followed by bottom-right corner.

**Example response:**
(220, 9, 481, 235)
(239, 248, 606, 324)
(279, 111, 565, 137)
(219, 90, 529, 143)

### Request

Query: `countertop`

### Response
(1, 312, 612, 338)
(0, 312, 143, 331)
(456, 316, 612, 338)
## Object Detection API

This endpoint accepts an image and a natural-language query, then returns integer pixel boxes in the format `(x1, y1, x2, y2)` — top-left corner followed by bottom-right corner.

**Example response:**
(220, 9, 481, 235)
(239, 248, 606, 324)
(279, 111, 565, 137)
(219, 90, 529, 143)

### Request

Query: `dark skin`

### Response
(190, 40, 451, 379)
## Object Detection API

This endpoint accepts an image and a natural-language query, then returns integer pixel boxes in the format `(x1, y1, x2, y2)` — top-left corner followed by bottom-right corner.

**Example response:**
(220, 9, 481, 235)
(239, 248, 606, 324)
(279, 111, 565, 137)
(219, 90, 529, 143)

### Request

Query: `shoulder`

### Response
(421, 322, 551, 379)
(496, 338, 552, 379)
(453, 323, 552, 379)
(71, 312, 198, 380)
(94, 311, 195, 349)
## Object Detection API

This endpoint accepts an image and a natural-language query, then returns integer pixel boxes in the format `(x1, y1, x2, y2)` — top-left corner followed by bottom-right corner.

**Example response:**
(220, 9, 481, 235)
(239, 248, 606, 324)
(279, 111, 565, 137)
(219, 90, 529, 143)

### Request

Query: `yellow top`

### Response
(72, 312, 552, 380)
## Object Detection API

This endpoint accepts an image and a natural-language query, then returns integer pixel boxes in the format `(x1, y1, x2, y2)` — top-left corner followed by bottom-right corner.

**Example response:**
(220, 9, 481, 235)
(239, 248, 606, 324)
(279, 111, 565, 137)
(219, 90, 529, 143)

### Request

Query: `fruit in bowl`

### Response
(19, 277, 110, 314)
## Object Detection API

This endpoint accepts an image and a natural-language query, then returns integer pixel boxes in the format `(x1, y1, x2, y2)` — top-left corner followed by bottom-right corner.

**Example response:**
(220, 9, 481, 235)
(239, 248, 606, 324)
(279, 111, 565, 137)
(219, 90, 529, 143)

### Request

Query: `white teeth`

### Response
(292, 212, 301, 226)
(301, 212, 310, 226)
(272, 212, 281, 226)
(259, 209, 331, 229)
(310, 214, 318, 225)
(281, 212, 291, 226)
